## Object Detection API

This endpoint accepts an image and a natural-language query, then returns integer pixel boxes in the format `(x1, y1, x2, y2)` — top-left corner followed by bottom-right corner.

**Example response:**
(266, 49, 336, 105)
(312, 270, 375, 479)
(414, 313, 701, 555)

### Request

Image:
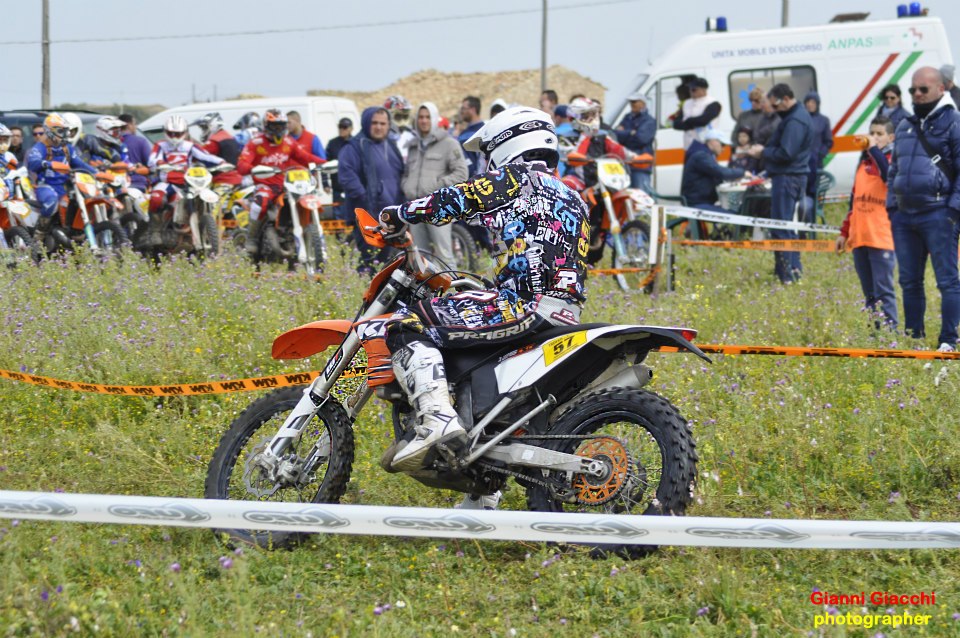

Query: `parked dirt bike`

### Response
(246, 164, 331, 274)
(94, 161, 150, 239)
(562, 151, 656, 291)
(0, 166, 43, 261)
(136, 163, 232, 259)
(205, 207, 704, 557)
(48, 162, 129, 255)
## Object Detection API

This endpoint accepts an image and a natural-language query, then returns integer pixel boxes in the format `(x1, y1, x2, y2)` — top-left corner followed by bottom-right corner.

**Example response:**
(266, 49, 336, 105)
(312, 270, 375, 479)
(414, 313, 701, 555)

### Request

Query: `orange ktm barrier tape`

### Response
(659, 344, 960, 360)
(676, 239, 836, 253)
(221, 219, 350, 232)
(0, 366, 367, 396)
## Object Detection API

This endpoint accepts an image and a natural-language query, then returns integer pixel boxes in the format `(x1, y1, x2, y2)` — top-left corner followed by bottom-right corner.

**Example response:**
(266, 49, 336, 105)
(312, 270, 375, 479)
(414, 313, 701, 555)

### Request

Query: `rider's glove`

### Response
(41, 161, 50, 171)
(378, 205, 406, 239)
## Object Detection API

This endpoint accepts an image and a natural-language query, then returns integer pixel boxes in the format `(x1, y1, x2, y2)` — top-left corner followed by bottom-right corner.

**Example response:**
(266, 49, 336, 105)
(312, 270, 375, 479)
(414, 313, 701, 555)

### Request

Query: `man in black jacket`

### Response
(749, 83, 813, 284)
(326, 117, 354, 209)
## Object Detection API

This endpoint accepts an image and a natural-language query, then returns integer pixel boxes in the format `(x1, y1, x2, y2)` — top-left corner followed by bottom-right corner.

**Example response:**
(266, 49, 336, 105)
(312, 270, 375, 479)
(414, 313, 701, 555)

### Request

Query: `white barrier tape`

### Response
(663, 205, 841, 235)
(1, 490, 958, 548)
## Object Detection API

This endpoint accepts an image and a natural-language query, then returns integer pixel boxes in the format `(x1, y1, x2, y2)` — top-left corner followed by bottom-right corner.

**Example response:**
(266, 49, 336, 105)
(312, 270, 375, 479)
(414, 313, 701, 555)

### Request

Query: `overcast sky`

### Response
(2, 0, 959, 108)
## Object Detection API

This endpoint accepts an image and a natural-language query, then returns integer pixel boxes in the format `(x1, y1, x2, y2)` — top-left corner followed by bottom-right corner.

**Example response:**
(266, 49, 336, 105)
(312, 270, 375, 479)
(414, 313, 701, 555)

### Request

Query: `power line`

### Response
(0, 0, 642, 46)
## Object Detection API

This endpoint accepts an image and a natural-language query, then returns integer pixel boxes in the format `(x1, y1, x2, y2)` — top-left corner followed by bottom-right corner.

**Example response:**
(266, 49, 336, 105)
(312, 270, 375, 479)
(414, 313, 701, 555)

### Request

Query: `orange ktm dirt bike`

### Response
(205, 208, 706, 557)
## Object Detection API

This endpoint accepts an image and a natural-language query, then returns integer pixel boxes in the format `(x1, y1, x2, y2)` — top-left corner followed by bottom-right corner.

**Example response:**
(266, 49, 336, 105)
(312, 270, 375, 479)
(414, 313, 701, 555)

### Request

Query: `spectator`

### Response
(9, 126, 25, 164)
(457, 96, 484, 175)
(886, 66, 960, 351)
(749, 83, 813, 284)
(401, 102, 469, 268)
(730, 127, 760, 173)
(490, 98, 508, 118)
(681, 130, 747, 213)
(325, 117, 354, 206)
(876, 84, 910, 130)
(286, 110, 326, 160)
(803, 91, 834, 225)
(940, 64, 960, 105)
(553, 105, 576, 140)
(338, 106, 404, 270)
(615, 92, 656, 192)
(672, 77, 721, 150)
(753, 94, 781, 146)
(836, 116, 898, 331)
(732, 87, 766, 146)
(540, 89, 558, 115)
(118, 113, 153, 191)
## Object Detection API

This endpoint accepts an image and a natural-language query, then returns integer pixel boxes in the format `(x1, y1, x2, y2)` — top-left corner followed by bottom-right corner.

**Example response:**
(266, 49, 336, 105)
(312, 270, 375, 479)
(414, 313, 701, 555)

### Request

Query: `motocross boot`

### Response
(245, 218, 265, 257)
(390, 341, 468, 472)
(456, 491, 502, 510)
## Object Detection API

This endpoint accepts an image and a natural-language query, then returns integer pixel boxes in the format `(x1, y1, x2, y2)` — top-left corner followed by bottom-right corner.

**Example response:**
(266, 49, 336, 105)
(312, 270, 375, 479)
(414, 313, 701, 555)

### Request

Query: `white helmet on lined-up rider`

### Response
(95, 116, 126, 147)
(62, 112, 83, 145)
(463, 105, 559, 171)
(164, 115, 188, 145)
(568, 97, 602, 134)
(192, 112, 224, 143)
(0, 123, 11, 154)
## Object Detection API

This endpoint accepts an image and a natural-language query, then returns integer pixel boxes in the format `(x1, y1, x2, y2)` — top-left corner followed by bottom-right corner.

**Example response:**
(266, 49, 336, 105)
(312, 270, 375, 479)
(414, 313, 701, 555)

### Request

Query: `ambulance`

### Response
(608, 11, 954, 197)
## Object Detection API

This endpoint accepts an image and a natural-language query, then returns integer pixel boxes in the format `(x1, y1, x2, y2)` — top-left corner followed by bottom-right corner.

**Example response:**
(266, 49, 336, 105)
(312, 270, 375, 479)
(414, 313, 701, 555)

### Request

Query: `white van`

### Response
(608, 14, 954, 197)
(140, 96, 361, 150)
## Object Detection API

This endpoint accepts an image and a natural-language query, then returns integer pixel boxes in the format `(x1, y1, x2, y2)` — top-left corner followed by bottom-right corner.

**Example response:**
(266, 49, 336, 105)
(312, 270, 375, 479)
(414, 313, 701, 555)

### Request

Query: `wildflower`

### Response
(41, 590, 49, 602)
(395, 600, 406, 608)
(888, 491, 900, 504)
(373, 606, 383, 616)
(219, 557, 233, 570)
(170, 563, 181, 573)
(697, 606, 709, 616)
(952, 612, 960, 621)
(560, 618, 568, 625)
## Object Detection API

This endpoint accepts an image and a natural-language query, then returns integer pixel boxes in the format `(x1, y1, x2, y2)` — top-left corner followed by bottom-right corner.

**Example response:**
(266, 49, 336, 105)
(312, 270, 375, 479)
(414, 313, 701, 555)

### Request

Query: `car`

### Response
(0, 109, 106, 147)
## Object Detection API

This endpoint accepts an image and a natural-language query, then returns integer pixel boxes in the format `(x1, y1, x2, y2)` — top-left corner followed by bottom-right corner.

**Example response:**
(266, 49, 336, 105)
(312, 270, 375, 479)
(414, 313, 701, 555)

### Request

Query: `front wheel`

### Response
(4, 226, 41, 263)
(526, 387, 697, 558)
(305, 223, 325, 274)
(204, 386, 355, 549)
(612, 220, 653, 292)
(93, 220, 130, 255)
(198, 212, 220, 258)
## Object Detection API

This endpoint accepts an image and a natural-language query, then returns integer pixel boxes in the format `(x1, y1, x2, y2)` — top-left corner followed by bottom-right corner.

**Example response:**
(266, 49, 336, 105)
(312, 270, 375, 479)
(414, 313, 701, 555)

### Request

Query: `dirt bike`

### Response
(136, 163, 231, 260)
(0, 166, 42, 262)
(563, 151, 656, 291)
(205, 207, 704, 557)
(247, 164, 330, 275)
(47, 162, 129, 256)
(94, 161, 150, 240)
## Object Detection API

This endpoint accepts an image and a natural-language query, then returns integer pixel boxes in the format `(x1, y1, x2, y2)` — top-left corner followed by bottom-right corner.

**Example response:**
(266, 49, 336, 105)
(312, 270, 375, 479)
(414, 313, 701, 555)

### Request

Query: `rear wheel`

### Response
(198, 213, 220, 258)
(450, 223, 479, 273)
(526, 388, 697, 558)
(204, 386, 355, 549)
(612, 220, 654, 292)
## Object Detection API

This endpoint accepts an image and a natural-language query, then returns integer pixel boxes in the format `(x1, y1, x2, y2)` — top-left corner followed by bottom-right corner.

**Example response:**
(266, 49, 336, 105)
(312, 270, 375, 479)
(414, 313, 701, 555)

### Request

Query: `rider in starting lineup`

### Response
(377, 106, 590, 509)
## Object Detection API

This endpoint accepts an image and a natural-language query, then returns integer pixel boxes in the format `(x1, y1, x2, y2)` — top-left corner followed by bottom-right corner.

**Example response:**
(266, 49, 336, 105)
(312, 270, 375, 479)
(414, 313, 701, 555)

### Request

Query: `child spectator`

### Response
(836, 116, 898, 330)
(729, 127, 760, 173)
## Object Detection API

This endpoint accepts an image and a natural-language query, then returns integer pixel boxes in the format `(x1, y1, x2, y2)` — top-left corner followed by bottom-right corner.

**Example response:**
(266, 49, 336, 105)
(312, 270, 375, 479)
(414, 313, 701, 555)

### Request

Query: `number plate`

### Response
(186, 167, 209, 178)
(76, 172, 95, 184)
(542, 331, 587, 366)
(287, 169, 310, 182)
(599, 161, 626, 176)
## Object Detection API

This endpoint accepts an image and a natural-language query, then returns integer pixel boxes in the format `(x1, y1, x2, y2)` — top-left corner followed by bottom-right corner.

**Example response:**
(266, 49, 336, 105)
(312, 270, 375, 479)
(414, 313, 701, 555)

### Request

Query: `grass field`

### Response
(2, 217, 960, 637)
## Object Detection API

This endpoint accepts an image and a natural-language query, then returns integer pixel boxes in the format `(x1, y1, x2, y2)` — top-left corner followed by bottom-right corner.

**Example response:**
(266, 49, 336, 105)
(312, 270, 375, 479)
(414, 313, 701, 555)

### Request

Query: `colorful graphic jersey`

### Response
(397, 161, 590, 303)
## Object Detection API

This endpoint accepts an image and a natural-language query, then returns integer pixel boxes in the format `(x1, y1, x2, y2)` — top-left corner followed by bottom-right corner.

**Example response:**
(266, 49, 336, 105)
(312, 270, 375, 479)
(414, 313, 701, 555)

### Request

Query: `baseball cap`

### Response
(338, 117, 353, 129)
(703, 129, 729, 145)
(626, 92, 647, 102)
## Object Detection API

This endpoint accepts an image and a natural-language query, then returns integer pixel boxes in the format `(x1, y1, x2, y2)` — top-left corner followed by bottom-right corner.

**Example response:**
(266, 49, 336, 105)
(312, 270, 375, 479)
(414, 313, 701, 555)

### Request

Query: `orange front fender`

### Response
(271, 320, 352, 360)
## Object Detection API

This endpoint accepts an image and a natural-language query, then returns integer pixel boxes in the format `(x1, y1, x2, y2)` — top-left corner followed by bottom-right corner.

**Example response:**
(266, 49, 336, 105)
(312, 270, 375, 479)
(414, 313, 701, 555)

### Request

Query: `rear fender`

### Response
(493, 324, 709, 393)
(271, 319, 352, 360)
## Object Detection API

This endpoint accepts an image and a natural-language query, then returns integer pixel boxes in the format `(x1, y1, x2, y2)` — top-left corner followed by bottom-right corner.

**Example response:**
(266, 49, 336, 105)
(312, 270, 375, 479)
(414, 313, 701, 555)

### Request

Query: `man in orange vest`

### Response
(286, 111, 326, 160)
(836, 116, 898, 330)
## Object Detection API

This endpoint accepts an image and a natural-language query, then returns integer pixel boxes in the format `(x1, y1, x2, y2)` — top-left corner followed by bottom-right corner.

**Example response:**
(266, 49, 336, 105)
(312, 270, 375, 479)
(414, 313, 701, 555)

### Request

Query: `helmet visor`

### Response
(265, 122, 287, 139)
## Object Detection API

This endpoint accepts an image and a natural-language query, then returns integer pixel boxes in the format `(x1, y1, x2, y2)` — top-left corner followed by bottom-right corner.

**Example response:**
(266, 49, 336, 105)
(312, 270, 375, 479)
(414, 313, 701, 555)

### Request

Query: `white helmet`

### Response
(0, 123, 10, 154)
(164, 115, 188, 144)
(95, 116, 125, 147)
(62, 112, 83, 145)
(463, 106, 558, 171)
(568, 97, 601, 134)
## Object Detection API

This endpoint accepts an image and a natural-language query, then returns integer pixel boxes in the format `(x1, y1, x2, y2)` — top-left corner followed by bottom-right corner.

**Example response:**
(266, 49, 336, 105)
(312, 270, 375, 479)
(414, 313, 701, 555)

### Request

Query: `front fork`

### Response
(288, 195, 307, 266)
(73, 186, 98, 251)
(600, 184, 626, 257)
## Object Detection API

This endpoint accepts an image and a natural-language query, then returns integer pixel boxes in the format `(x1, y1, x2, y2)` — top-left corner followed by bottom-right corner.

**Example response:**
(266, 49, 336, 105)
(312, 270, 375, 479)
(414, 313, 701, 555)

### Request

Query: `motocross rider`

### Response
(193, 112, 242, 186)
(377, 106, 590, 491)
(78, 116, 131, 165)
(233, 111, 262, 147)
(62, 113, 83, 148)
(384, 95, 417, 161)
(565, 97, 638, 186)
(0, 124, 17, 195)
(147, 115, 224, 225)
(236, 109, 325, 257)
(26, 113, 97, 238)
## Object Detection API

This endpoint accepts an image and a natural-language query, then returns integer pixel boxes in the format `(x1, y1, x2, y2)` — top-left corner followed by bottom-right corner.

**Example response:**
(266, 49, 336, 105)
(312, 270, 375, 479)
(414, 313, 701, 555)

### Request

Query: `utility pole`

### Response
(540, 0, 547, 92)
(41, 0, 50, 108)
(781, 0, 789, 27)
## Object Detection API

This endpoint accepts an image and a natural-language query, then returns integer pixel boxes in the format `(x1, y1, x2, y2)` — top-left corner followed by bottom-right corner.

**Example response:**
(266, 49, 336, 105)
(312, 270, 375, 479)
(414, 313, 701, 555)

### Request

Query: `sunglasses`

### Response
(883, 95, 898, 100)
(33, 131, 44, 136)
(908, 86, 931, 95)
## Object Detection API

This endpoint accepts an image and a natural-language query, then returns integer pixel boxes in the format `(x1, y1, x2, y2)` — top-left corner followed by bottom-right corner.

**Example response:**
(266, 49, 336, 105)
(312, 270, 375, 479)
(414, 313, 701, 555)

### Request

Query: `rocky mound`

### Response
(308, 65, 606, 119)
